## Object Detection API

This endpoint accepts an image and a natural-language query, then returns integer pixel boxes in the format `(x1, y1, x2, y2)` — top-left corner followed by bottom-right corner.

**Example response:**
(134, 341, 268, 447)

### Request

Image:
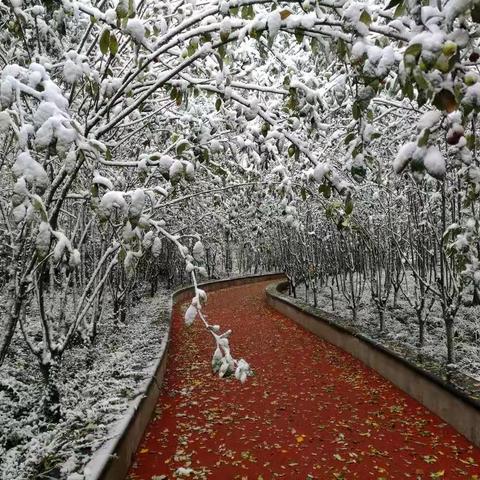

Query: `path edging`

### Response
(86, 273, 284, 480)
(266, 280, 480, 447)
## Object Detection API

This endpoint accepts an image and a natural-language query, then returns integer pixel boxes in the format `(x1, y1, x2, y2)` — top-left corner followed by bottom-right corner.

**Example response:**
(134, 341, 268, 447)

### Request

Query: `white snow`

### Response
(98, 191, 128, 218)
(313, 163, 330, 182)
(12, 151, 49, 190)
(267, 11, 282, 39)
(463, 82, 480, 108)
(418, 110, 442, 130)
(424, 146, 446, 179)
(169, 160, 184, 183)
(129, 189, 145, 218)
(63, 59, 83, 84)
(192, 240, 205, 261)
(184, 304, 197, 326)
(125, 19, 145, 43)
(393, 142, 417, 173)
(93, 172, 114, 190)
(151, 237, 162, 257)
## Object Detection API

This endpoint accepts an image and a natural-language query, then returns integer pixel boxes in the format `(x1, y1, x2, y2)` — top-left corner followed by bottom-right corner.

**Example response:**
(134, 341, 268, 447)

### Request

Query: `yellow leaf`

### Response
(296, 435, 304, 443)
(140, 448, 149, 454)
(279, 9, 292, 20)
(430, 471, 444, 479)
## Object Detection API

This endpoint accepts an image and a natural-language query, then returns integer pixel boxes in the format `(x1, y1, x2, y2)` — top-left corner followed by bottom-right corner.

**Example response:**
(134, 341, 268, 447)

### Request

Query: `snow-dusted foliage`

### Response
(1, 0, 480, 477)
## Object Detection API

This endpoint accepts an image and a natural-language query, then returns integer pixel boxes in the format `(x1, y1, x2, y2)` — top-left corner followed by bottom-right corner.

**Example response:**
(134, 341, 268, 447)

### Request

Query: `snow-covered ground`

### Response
(292, 282, 480, 382)
(0, 287, 170, 480)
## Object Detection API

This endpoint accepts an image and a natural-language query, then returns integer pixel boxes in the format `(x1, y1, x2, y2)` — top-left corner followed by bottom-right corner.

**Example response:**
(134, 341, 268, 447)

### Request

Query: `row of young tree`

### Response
(272, 169, 478, 366)
(1, 0, 480, 425)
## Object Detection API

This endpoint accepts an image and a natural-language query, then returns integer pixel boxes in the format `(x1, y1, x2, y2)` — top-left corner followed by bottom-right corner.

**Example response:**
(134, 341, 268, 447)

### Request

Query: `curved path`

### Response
(128, 281, 480, 479)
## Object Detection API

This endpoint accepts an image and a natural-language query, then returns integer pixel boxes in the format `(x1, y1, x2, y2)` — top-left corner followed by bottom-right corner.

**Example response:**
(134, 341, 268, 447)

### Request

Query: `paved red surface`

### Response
(128, 281, 480, 479)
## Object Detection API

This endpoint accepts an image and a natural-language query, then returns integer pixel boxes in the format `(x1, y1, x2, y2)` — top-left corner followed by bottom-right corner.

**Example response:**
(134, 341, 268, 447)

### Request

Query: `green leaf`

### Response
(394, 2, 406, 17)
(352, 102, 361, 120)
(352, 143, 363, 159)
(32, 195, 48, 221)
(410, 156, 424, 173)
(404, 43, 422, 58)
(344, 132, 356, 145)
(319, 184, 331, 199)
(417, 128, 430, 147)
(385, 0, 402, 9)
(402, 81, 414, 100)
(175, 90, 183, 106)
(201, 32, 212, 43)
(187, 41, 198, 56)
(472, 3, 480, 22)
(90, 184, 99, 198)
(294, 28, 304, 44)
(337, 39, 347, 59)
(466, 133, 476, 150)
(241, 5, 255, 19)
(345, 198, 354, 215)
(351, 165, 366, 182)
(215, 97, 222, 111)
(218, 44, 227, 59)
(116, 0, 128, 18)
(99, 29, 110, 55)
(109, 33, 118, 56)
(249, 28, 262, 40)
(177, 140, 190, 155)
(128, 0, 136, 18)
(413, 69, 430, 90)
(359, 10, 372, 26)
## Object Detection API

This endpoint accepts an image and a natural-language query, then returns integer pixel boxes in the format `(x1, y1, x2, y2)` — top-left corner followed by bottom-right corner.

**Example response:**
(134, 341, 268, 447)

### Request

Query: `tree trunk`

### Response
(445, 317, 455, 364)
(0, 283, 27, 366)
(0, 313, 18, 366)
(378, 308, 385, 332)
(330, 286, 335, 311)
(393, 287, 400, 308)
(417, 310, 425, 347)
(40, 359, 61, 422)
(150, 276, 158, 297)
(472, 286, 480, 306)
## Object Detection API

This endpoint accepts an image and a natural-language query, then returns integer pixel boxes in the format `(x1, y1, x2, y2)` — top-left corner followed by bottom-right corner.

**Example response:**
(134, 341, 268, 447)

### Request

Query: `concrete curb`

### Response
(87, 272, 284, 480)
(266, 280, 480, 447)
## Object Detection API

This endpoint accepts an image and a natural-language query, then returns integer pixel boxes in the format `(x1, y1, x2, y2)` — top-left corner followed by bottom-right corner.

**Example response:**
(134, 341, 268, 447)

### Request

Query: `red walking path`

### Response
(128, 281, 480, 479)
